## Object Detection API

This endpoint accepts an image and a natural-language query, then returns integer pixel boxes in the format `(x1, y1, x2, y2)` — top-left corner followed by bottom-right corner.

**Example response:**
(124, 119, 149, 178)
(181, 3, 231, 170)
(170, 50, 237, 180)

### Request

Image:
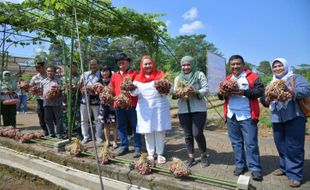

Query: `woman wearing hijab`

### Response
(173, 56, 209, 168)
(131, 55, 171, 164)
(0, 71, 18, 127)
(261, 58, 310, 188)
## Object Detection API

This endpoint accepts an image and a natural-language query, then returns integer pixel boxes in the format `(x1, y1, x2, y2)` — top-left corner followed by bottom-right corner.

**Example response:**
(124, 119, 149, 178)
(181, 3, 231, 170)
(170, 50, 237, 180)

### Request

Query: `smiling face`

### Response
(117, 59, 129, 72)
(46, 67, 56, 79)
(101, 70, 111, 79)
(229, 58, 245, 76)
(181, 61, 192, 74)
(272, 61, 285, 77)
(89, 59, 99, 73)
(142, 58, 153, 75)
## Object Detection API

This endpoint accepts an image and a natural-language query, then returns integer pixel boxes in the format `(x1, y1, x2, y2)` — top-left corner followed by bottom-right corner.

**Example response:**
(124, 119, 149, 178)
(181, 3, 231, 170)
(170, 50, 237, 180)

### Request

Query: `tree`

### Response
(34, 49, 48, 63)
(257, 60, 272, 75)
(47, 43, 69, 65)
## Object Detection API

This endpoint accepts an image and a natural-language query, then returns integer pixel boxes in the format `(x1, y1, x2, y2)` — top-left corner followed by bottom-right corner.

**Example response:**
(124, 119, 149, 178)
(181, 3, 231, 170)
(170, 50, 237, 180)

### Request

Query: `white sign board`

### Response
(207, 52, 226, 94)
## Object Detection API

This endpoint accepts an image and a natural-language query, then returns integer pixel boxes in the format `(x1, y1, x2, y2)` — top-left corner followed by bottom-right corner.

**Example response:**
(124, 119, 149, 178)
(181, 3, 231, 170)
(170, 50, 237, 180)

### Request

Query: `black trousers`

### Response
(1, 103, 16, 127)
(178, 112, 207, 155)
(36, 99, 48, 135)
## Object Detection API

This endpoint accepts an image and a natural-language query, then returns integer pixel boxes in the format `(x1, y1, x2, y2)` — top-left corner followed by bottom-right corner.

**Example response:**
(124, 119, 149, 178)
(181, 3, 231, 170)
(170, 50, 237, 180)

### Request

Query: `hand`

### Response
(230, 88, 244, 96)
(187, 86, 196, 97)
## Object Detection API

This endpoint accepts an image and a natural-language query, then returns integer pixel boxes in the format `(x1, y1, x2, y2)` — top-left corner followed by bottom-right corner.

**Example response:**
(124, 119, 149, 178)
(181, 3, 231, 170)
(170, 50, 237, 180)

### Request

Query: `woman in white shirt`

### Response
(131, 55, 171, 164)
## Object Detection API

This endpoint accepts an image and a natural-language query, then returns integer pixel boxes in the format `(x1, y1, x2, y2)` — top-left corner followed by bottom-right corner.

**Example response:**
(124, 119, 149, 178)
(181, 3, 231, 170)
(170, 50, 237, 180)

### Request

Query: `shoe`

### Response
(200, 155, 209, 168)
(133, 150, 141, 158)
(157, 155, 166, 164)
(81, 138, 90, 144)
(117, 147, 129, 156)
(288, 179, 301, 188)
(251, 171, 263, 181)
(147, 155, 154, 161)
(185, 158, 195, 168)
(233, 167, 246, 176)
(273, 169, 285, 176)
(49, 134, 56, 138)
(56, 135, 67, 140)
(96, 138, 103, 143)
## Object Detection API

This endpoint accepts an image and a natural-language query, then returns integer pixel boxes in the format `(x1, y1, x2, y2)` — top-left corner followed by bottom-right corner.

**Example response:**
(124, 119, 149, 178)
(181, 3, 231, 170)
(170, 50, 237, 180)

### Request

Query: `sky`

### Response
(1, 0, 310, 67)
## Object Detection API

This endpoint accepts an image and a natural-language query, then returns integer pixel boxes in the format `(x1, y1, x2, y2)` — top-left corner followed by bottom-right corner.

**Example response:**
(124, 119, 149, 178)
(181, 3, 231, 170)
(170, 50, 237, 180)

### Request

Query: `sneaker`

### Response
(117, 147, 129, 156)
(133, 150, 141, 158)
(200, 155, 209, 168)
(81, 138, 90, 144)
(233, 167, 246, 176)
(288, 179, 301, 188)
(157, 155, 166, 164)
(147, 155, 154, 161)
(49, 134, 56, 138)
(185, 158, 195, 168)
(251, 171, 263, 181)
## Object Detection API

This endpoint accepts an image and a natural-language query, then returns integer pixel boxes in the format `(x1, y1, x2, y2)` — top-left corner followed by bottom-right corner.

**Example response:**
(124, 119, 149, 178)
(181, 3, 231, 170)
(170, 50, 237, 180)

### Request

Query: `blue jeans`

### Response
(115, 106, 141, 151)
(17, 94, 27, 112)
(227, 115, 262, 172)
(273, 116, 306, 181)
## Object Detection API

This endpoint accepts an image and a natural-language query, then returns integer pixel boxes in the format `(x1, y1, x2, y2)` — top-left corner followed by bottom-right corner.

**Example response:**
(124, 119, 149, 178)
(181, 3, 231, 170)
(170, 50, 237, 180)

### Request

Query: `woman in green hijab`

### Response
(173, 56, 209, 168)
(1, 71, 18, 127)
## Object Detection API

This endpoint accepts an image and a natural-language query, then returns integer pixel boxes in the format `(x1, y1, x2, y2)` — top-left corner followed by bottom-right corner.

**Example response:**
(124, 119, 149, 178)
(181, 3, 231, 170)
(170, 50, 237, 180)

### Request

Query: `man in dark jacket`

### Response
(218, 55, 264, 181)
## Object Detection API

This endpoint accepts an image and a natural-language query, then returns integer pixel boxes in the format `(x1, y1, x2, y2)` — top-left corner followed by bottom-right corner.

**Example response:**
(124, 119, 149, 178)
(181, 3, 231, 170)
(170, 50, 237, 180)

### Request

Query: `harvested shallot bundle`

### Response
(19, 81, 30, 91)
(219, 79, 239, 96)
(174, 81, 193, 99)
(44, 85, 61, 100)
(169, 157, 191, 178)
(93, 83, 105, 94)
(99, 86, 114, 105)
(134, 153, 155, 175)
(265, 80, 291, 102)
(99, 142, 116, 164)
(154, 73, 173, 95)
(115, 92, 131, 109)
(68, 139, 84, 156)
(120, 77, 136, 92)
(29, 86, 42, 96)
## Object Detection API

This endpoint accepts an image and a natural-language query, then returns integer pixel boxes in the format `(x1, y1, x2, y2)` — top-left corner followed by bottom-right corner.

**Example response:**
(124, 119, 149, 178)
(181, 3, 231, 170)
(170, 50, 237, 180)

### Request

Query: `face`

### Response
(229, 58, 244, 76)
(101, 70, 111, 79)
(89, 59, 99, 72)
(142, 58, 153, 75)
(272, 61, 285, 77)
(181, 61, 192, 74)
(35, 65, 45, 73)
(71, 64, 78, 73)
(117, 59, 129, 72)
(46, 67, 56, 78)
(56, 68, 62, 77)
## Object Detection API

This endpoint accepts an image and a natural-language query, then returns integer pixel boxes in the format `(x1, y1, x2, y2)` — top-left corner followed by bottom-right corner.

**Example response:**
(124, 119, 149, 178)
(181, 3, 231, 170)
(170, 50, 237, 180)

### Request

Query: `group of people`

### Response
(0, 53, 309, 188)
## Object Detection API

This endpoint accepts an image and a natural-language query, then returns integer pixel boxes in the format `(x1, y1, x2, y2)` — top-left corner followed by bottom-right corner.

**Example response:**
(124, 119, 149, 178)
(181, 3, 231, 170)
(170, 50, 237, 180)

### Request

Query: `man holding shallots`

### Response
(40, 65, 65, 139)
(218, 55, 264, 181)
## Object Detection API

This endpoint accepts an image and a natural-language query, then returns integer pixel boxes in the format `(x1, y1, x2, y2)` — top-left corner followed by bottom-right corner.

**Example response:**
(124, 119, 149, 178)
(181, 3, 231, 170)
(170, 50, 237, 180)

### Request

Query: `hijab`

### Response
(134, 55, 164, 83)
(178, 56, 200, 86)
(270, 58, 293, 111)
(1, 71, 17, 91)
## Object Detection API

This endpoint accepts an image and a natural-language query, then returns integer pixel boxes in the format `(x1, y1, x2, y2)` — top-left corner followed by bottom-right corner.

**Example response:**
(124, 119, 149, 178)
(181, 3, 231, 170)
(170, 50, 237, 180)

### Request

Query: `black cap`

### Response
(35, 61, 45, 67)
(115, 53, 131, 63)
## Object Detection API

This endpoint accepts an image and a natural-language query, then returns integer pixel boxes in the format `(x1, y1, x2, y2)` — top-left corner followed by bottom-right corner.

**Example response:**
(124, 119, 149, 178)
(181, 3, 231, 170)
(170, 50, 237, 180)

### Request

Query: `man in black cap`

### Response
(110, 53, 142, 158)
(29, 61, 49, 136)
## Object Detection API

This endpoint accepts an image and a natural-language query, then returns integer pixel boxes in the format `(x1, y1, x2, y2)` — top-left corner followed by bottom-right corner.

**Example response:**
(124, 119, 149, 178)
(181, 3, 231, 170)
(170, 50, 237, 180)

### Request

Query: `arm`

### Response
(243, 77, 265, 99)
(196, 72, 208, 98)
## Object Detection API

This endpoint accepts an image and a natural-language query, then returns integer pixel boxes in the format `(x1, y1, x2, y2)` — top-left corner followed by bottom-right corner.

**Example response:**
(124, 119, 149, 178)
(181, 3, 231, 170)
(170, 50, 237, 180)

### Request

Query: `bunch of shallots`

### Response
(219, 79, 239, 96)
(174, 81, 193, 99)
(44, 85, 61, 100)
(0, 127, 44, 143)
(99, 142, 116, 164)
(99, 86, 114, 105)
(93, 83, 105, 94)
(115, 92, 131, 109)
(169, 157, 191, 178)
(29, 86, 42, 96)
(68, 139, 84, 156)
(134, 153, 156, 175)
(265, 80, 291, 102)
(19, 81, 30, 91)
(120, 77, 136, 92)
(154, 73, 173, 95)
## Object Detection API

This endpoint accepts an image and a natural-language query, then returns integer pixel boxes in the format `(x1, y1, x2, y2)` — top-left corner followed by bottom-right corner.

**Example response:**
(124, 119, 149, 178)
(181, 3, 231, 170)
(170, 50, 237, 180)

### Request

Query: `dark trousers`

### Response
(36, 99, 48, 135)
(178, 112, 207, 155)
(44, 106, 64, 136)
(273, 116, 306, 181)
(1, 103, 16, 127)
